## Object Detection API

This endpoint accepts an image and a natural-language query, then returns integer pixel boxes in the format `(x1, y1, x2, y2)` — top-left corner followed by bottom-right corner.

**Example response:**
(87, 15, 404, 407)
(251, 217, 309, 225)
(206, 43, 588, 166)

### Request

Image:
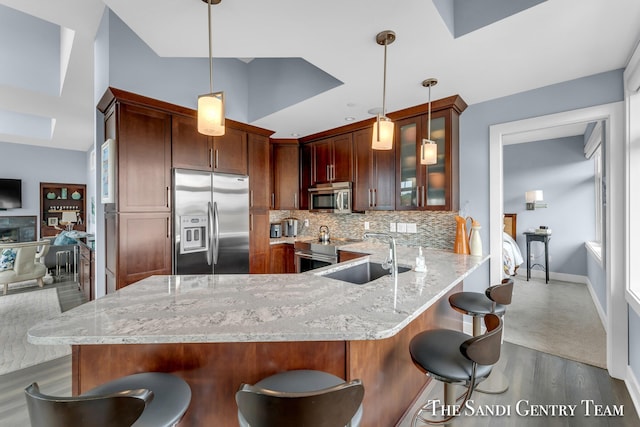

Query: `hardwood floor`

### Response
(2, 278, 638, 426)
(399, 341, 639, 426)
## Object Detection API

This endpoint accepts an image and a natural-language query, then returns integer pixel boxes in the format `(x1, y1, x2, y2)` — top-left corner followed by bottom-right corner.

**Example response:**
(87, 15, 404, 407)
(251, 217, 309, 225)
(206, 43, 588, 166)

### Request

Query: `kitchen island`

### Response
(29, 244, 489, 427)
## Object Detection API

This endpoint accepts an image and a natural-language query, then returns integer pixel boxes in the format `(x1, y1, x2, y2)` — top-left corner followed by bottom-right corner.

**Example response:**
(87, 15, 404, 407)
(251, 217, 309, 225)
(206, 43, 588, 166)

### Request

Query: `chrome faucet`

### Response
(363, 232, 398, 277)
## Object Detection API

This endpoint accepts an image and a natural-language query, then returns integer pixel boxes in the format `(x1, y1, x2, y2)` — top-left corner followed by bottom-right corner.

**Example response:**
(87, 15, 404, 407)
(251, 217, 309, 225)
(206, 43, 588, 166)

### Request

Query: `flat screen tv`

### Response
(0, 179, 22, 210)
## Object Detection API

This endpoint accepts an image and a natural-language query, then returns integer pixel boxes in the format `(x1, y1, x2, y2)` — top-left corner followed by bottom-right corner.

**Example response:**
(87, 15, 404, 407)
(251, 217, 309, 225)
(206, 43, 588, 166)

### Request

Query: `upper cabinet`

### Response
(271, 140, 300, 210)
(353, 128, 395, 211)
(213, 127, 248, 175)
(172, 113, 211, 171)
(172, 114, 248, 175)
(393, 95, 465, 211)
(311, 134, 353, 184)
(109, 102, 172, 213)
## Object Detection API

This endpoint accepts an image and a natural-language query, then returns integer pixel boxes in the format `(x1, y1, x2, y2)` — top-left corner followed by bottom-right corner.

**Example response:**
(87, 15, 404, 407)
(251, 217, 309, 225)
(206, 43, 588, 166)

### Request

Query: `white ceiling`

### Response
(1, 0, 639, 151)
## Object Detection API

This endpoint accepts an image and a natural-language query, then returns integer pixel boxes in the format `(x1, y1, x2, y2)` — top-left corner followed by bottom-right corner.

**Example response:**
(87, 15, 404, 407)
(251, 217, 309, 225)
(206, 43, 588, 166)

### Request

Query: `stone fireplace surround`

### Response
(0, 216, 37, 243)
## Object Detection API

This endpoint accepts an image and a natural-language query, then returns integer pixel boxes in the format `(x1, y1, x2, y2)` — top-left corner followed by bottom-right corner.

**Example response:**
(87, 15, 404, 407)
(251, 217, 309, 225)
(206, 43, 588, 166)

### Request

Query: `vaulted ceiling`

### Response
(0, 0, 639, 151)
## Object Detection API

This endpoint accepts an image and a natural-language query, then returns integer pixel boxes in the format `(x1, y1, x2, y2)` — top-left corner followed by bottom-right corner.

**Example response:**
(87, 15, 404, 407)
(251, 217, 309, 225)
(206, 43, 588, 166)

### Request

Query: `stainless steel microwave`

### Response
(308, 182, 352, 213)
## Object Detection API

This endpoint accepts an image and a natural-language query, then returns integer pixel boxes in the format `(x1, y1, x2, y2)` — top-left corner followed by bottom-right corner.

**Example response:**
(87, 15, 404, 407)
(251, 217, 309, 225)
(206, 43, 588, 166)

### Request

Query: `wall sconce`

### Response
(525, 190, 547, 210)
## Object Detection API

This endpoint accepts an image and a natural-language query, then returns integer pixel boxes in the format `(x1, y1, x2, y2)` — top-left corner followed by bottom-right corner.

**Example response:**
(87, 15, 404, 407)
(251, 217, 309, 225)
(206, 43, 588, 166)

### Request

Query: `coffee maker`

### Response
(282, 218, 299, 237)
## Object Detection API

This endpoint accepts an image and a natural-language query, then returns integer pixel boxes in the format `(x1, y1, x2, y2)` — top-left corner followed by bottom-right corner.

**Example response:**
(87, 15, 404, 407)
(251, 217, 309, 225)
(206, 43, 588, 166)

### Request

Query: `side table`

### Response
(524, 232, 551, 283)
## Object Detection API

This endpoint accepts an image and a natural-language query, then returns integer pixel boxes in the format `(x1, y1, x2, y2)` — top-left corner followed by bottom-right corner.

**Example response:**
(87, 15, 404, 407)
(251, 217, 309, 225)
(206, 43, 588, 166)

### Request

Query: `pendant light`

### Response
(197, 0, 225, 136)
(420, 78, 438, 165)
(372, 30, 396, 150)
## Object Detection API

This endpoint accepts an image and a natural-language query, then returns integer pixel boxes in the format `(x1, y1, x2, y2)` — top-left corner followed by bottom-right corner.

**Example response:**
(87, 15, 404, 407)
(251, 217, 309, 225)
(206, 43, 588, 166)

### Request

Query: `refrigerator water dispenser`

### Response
(180, 215, 208, 254)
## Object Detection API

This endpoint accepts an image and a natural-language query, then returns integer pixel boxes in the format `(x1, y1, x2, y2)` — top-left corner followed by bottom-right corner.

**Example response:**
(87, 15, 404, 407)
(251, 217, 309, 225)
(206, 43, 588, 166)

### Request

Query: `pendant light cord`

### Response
(208, 0, 213, 94)
(382, 39, 388, 118)
(427, 84, 431, 140)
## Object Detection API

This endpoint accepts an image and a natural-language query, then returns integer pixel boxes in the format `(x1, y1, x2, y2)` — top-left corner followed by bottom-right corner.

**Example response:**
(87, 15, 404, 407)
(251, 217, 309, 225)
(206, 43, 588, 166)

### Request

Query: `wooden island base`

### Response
(72, 283, 462, 427)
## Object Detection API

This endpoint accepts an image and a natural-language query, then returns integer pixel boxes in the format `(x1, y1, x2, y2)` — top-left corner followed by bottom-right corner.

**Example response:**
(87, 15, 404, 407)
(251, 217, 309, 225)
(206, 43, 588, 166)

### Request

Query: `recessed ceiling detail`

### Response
(433, 0, 547, 38)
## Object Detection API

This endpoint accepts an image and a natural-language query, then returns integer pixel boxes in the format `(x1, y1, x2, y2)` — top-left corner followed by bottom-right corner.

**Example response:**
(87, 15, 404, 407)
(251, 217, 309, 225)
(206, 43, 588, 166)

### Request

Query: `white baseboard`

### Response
(626, 366, 640, 419)
(585, 276, 608, 330)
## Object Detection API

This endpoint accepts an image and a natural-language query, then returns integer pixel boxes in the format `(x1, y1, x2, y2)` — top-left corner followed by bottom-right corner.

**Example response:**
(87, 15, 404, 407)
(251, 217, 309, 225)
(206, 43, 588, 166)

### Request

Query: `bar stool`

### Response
(409, 314, 503, 426)
(448, 278, 514, 394)
(236, 369, 364, 427)
(55, 250, 71, 278)
(25, 372, 191, 427)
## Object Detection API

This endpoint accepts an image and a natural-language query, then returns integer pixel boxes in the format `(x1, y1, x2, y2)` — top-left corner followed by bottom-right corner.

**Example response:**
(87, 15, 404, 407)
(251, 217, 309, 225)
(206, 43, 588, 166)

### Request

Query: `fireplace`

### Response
(0, 216, 37, 243)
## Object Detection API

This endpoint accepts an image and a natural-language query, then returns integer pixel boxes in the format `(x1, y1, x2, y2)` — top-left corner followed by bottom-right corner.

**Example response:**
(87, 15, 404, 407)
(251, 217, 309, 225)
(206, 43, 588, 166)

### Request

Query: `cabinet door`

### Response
(353, 129, 373, 211)
(395, 117, 422, 210)
(117, 213, 171, 289)
(249, 211, 270, 274)
(331, 134, 353, 183)
(353, 128, 395, 211)
(172, 113, 212, 171)
(272, 143, 299, 209)
(248, 133, 270, 210)
(299, 144, 312, 211)
(312, 138, 332, 184)
(118, 103, 172, 212)
(269, 244, 295, 273)
(213, 127, 248, 175)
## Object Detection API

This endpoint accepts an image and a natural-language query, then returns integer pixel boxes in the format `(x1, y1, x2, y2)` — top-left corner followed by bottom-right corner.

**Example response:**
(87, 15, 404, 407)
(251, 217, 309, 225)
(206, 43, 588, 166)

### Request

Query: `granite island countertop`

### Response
(28, 244, 489, 346)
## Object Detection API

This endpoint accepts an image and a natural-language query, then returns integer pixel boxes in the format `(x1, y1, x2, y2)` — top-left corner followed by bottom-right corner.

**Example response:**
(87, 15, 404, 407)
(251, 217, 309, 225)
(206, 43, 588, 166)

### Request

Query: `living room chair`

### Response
(25, 372, 191, 427)
(0, 240, 50, 295)
(408, 313, 503, 426)
(236, 369, 365, 427)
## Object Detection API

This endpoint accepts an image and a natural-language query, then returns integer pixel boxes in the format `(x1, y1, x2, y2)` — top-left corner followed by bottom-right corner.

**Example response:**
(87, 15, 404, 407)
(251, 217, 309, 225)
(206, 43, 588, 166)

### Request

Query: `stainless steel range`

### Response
(293, 238, 361, 273)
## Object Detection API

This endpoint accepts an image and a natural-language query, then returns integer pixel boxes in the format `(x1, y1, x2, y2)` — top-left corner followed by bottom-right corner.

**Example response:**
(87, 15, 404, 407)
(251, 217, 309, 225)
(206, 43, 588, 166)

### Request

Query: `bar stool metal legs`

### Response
(55, 250, 70, 278)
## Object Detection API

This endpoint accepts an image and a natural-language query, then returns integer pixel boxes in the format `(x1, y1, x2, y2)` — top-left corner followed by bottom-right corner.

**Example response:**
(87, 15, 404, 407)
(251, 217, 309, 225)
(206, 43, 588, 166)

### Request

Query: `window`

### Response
(584, 121, 603, 262)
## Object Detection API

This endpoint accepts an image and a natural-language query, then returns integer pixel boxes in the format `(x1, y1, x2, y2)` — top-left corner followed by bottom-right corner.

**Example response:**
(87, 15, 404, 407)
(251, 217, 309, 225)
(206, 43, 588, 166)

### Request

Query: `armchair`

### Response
(0, 240, 50, 295)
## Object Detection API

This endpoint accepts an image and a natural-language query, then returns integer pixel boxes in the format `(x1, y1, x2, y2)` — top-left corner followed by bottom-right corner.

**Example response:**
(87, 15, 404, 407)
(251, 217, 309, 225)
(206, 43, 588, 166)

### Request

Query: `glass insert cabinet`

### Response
(394, 101, 462, 211)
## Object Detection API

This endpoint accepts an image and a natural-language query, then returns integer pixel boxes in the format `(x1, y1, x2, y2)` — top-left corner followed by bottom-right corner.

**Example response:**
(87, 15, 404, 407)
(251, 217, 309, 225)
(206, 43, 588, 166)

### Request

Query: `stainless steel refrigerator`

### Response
(173, 168, 249, 275)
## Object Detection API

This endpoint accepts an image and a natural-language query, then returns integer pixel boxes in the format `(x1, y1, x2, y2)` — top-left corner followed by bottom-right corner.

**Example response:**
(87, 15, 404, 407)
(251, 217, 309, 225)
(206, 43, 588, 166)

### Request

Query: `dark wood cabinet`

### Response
(172, 113, 212, 171)
(311, 134, 353, 184)
(248, 133, 271, 273)
(269, 243, 295, 273)
(393, 96, 465, 211)
(115, 103, 172, 212)
(271, 141, 300, 210)
(40, 183, 87, 237)
(338, 250, 366, 263)
(213, 127, 248, 175)
(79, 243, 94, 301)
(113, 212, 172, 289)
(353, 128, 395, 211)
(299, 144, 312, 211)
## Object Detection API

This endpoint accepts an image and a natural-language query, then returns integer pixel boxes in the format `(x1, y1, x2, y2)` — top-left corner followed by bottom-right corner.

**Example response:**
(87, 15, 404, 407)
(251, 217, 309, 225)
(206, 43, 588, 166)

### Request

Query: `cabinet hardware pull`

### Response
(209, 148, 213, 169)
(368, 189, 372, 207)
(166, 187, 170, 208)
(373, 188, 377, 207)
(422, 185, 426, 207)
(250, 213, 253, 231)
(271, 193, 275, 209)
(250, 190, 254, 208)
(294, 193, 298, 209)
(417, 185, 421, 207)
(166, 217, 170, 238)
(326, 165, 330, 181)
(215, 149, 219, 169)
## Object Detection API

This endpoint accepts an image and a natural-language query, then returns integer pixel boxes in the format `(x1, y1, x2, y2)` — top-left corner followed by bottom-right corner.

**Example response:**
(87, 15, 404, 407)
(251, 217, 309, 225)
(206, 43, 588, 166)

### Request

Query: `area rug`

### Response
(503, 276, 606, 369)
(0, 288, 70, 375)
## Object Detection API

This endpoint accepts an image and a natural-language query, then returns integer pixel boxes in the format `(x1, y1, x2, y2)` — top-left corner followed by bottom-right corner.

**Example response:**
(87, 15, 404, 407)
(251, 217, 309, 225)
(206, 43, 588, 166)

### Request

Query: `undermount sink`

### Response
(323, 262, 411, 285)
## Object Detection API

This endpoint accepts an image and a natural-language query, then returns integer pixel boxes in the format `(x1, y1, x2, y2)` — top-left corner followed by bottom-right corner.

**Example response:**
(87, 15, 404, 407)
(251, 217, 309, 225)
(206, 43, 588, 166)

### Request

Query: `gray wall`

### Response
(0, 141, 88, 237)
(631, 309, 640, 380)
(503, 136, 595, 276)
(587, 250, 606, 315)
(459, 69, 624, 292)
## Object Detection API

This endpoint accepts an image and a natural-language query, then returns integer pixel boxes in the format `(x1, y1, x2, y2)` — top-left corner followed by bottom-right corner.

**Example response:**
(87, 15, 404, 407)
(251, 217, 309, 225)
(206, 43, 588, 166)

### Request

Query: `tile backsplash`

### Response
(270, 210, 458, 250)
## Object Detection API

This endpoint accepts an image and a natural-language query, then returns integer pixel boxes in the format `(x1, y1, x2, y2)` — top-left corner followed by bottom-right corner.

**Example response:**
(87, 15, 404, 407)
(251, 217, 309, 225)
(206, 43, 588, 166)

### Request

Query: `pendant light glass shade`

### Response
(421, 139, 437, 164)
(372, 116, 395, 150)
(197, 0, 225, 136)
(198, 92, 225, 136)
(372, 30, 396, 150)
(420, 78, 438, 165)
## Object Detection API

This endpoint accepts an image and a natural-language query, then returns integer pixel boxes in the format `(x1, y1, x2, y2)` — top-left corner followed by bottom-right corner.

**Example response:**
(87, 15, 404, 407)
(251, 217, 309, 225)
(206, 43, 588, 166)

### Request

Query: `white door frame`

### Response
(489, 101, 627, 379)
